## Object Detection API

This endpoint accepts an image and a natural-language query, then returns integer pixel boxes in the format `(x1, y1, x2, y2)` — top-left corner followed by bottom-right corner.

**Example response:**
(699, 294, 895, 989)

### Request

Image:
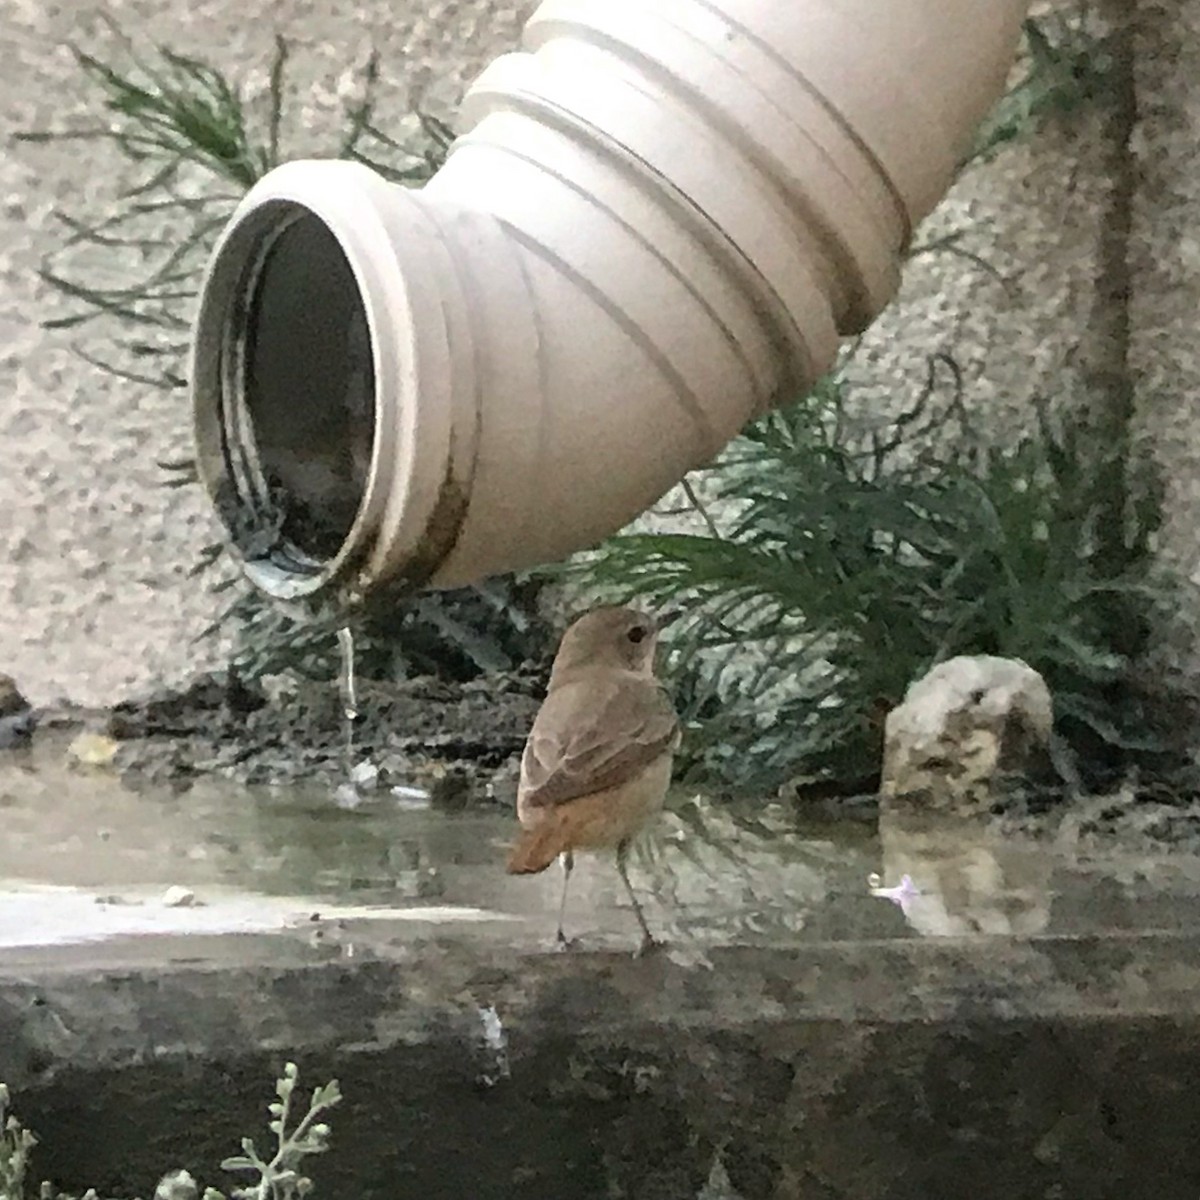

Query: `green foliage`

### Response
(967, 9, 1113, 166)
(1, 1085, 37, 1200)
(0, 1065, 340, 1200)
(17, 23, 447, 364)
(216, 1062, 340, 1200)
(580, 7, 1158, 800)
(17, 26, 547, 684)
(583, 363, 1177, 798)
(215, 576, 550, 683)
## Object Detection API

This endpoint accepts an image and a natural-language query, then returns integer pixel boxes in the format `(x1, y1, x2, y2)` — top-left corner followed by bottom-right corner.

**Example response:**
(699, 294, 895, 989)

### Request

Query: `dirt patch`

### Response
(9, 664, 1200, 847)
(22, 667, 548, 808)
(992, 784, 1200, 850)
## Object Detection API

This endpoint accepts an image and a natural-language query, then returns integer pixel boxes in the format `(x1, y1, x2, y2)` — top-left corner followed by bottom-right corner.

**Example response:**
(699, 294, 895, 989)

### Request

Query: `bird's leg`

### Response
(555, 850, 576, 949)
(616, 839, 659, 956)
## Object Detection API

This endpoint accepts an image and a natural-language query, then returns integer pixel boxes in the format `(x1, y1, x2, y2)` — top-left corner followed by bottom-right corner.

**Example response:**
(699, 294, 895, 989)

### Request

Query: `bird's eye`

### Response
(627, 626, 647, 645)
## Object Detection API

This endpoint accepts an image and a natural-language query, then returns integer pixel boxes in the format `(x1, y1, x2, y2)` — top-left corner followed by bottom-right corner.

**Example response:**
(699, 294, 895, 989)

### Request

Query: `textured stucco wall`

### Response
(645, 6, 1118, 532)
(0, 0, 1193, 704)
(839, 87, 1114, 441)
(1131, 1, 1200, 664)
(0, 0, 535, 705)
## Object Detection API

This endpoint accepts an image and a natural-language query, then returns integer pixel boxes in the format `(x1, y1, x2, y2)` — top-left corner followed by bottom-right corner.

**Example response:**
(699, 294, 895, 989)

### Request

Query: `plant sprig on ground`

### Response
(218, 1063, 340, 1200)
(1, 1084, 37, 1200)
(0, 1065, 340, 1200)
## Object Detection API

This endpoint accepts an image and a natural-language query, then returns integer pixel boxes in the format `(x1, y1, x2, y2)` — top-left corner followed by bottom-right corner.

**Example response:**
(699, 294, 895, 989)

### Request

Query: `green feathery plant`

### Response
(585, 367, 1178, 797)
(966, 7, 1113, 167)
(0, 1085, 36, 1200)
(0, 1064, 340, 1200)
(581, 13, 1187, 800)
(17, 23, 549, 683)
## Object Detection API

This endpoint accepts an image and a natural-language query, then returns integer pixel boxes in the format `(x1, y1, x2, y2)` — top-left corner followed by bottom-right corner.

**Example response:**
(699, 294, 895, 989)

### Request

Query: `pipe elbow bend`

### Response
(191, 0, 1029, 602)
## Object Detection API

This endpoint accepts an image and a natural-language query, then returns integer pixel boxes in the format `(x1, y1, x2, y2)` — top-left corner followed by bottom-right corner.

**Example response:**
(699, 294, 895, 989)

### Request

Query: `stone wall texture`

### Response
(0, 0, 1193, 704)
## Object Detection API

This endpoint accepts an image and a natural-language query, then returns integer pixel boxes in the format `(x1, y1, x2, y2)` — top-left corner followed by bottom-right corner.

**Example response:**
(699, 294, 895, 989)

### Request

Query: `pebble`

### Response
(68, 730, 120, 766)
(334, 782, 364, 810)
(349, 759, 380, 789)
(391, 784, 432, 811)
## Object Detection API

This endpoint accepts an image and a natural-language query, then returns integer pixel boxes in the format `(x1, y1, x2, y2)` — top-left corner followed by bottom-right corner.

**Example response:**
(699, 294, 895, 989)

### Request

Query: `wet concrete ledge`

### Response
(4, 933, 1200, 1199)
(3, 930, 1200, 1089)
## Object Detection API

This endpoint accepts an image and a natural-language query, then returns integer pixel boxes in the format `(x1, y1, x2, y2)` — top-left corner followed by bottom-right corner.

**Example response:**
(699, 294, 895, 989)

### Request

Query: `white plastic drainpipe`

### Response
(191, 0, 1029, 603)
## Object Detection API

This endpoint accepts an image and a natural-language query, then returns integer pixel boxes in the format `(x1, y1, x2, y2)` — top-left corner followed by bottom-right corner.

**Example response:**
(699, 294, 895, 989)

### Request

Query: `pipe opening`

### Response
(197, 201, 376, 590)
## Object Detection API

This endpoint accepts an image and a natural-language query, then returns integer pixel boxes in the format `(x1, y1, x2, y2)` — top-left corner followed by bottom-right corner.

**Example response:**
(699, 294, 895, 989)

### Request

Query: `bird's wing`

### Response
(519, 673, 679, 809)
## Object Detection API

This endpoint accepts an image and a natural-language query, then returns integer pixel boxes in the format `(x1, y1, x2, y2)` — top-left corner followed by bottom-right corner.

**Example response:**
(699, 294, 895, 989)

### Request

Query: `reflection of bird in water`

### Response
(507, 607, 680, 955)
(0, 674, 36, 749)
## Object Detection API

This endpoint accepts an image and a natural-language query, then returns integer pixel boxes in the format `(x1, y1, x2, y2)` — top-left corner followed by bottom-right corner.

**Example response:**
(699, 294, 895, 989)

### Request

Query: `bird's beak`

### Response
(656, 607, 684, 630)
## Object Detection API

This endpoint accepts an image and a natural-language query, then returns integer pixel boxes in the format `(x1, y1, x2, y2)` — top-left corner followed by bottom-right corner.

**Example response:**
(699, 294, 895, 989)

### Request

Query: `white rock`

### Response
(161, 885, 198, 909)
(350, 759, 380, 789)
(881, 655, 1053, 809)
(334, 782, 364, 810)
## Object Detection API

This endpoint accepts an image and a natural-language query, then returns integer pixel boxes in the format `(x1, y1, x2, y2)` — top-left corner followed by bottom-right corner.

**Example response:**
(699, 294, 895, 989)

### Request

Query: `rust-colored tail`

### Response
(506, 818, 569, 875)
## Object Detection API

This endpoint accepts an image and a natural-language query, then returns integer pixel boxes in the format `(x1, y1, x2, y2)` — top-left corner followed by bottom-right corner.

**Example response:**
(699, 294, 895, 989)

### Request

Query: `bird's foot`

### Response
(554, 930, 580, 952)
(634, 934, 664, 959)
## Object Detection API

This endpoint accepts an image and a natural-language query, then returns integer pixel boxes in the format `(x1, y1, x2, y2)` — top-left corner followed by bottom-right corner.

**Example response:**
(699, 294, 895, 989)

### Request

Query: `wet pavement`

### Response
(5, 730, 1200, 963)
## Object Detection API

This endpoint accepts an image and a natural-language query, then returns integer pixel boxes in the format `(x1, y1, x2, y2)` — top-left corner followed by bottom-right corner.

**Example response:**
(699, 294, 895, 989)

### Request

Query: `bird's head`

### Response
(549, 606, 667, 683)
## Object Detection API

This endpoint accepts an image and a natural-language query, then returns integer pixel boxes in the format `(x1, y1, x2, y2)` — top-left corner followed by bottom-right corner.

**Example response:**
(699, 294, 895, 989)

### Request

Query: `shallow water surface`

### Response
(3, 731, 1200, 959)
(4, 735, 1200, 1199)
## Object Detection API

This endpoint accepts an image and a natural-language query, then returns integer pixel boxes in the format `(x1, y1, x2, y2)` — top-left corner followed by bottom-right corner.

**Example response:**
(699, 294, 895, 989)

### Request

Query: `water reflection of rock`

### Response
(878, 804, 1053, 936)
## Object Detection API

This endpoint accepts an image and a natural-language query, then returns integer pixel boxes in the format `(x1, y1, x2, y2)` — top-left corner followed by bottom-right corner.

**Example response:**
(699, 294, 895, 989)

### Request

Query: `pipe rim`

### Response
(191, 161, 455, 603)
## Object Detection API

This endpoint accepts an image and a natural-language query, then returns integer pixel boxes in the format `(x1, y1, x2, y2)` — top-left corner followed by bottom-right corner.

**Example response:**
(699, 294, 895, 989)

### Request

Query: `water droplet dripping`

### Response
(337, 624, 360, 779)
(337, 625, 358, 723)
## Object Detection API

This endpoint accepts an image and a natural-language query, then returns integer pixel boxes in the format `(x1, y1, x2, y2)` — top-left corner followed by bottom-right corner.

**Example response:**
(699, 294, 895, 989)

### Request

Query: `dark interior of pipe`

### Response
(237, 210, 375, 567)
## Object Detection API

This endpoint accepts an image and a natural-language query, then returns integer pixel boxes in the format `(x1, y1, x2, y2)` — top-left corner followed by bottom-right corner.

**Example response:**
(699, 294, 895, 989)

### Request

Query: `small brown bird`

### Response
(507, 606, 680, 953)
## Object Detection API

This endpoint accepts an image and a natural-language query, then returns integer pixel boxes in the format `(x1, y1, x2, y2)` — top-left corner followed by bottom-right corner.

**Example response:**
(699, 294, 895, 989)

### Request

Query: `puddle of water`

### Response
(0, 884, 512, 950)
(4, 730, 1200, 958)
(6, 735, 1200, 1198)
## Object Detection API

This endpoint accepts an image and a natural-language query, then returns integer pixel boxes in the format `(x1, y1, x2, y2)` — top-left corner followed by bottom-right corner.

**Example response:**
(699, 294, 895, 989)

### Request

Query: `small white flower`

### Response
(868, 873, 921, 911)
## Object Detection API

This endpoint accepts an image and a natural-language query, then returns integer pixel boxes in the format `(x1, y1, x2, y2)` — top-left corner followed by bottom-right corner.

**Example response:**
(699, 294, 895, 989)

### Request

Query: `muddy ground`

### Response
(6, 665, 1200, 847)
(20, 667, 548, 810)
